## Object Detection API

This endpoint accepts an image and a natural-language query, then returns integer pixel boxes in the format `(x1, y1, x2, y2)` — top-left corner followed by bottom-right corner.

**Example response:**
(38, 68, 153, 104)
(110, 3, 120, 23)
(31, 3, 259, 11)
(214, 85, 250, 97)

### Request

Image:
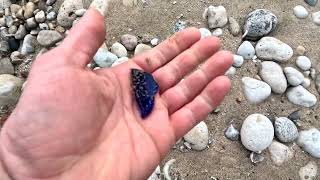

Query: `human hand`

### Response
(0, 9, 232, 180)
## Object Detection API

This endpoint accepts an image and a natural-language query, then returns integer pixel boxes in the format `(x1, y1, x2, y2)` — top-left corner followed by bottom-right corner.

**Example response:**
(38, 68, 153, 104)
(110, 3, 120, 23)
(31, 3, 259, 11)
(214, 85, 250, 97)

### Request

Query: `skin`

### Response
(0, 9, 233, 180)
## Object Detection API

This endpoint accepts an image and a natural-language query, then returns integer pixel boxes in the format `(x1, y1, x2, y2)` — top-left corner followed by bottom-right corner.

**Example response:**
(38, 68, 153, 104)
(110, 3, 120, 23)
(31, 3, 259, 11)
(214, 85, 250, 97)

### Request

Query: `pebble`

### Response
(10, 51, 24, 64)
(296, 56, 311, 71)
(46, 11, 57, 21)
(39, 23, 49, 30)
(302, 78, 311, 88)
(203, 5, 228, 29)
(0, 57, 14, 75)
(256, 37, 293, 62)
(250, 152, 265, 164)
(310, 68, 316, 80)
(0, 0, 11, 10)
(147, 166, 161, 180)
(288, 110, 301, 122)
(233, 55, 244, 68)
(0, 74, 23, 107)
(57, 0, 83, 27)
(284, 67, 305, 86)
(211, 28, 223, 37)
(293, 5, 309, 19)
(21, 34, 36, 55)
(30, 29, 39, 36)
(237, 41, 255, 60)
(259, 61, 287, 94)
(297, 128, 320, 158)
(134, 44, 152, 55)
(268, 141, 294, 166)
(8, 25, 17, 34)
(183, 121, 209, 151)
(242, 77, 271, 104)
(110, 42, 128, 58)
(120, 34, 138, 51)
(37, 30, 63, 47)
(274, 117, 298, 143)
(5, 16, 13, 27)
(297, 46, 307, 56)
(173, 20, 186, 32)
(93, 48, 118, 68)
(228, 17, 240, 36)
(0, 41, 9, 55)
(240, 114, 274, 152)
(243, 9, 278, 40)
(7, 37, 19, 51)
(199, 28, 211, 39)
(111, 57, 129, 67)
(312, 11, 320, 25)
(10, 4, 21, 15)
(75, 9, 86, 17)
(299, 161, 318, 180)
(287, 86, 317, 107)
(35, 11, 46, 23)
(224, 123, 239, 141)
(150, 38, 159, 46)
(24, 2, 36, 19)
(26, 17, 37, 29)
(316, 74, 320, 94)
(225, 66, 236, 77)
(16, 8, 24, 19)
(304, 0, 318, 6)
(0, 17, 6, 27)
(46, 0, 57, 6)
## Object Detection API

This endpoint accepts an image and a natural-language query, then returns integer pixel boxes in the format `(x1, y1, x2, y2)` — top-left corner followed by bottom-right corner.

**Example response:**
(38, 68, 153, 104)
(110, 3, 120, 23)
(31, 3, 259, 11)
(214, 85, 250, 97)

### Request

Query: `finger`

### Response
(170, 76, 231, 139)
(162, 51, 233, 114)
(133, 27, 201, 73)
(59, 8, 106, 67)
(153, 37, 221, 93)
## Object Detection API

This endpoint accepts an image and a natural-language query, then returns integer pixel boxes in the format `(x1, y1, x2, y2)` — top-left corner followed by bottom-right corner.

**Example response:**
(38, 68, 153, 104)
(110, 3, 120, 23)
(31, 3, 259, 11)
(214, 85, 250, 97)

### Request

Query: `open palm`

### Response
(0, 10, 232, 180)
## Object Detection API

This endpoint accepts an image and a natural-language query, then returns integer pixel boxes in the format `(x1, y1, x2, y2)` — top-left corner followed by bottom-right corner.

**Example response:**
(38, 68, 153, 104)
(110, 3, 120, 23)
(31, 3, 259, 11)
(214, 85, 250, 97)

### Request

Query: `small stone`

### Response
(233, 55, 244, 68)
(0, 17, 6, 27)
(15, 8, 24, 19)
(287, 86, 317, 107)
(241, 114, 274, 152)
(7, 37, 19, 51)
(203, 5, 228, 29)
(250, 152, 265, 164)
(55, 26, 65, 33)
(274, 117, 298, 143)
(111, 57, 129, 67)
(57, 0, 83, 27)
(24, 2, 36, 19)
(5, 16, 13, 27)
(93, 48, 118, 68)
(39, 23, 49, 30)
(299, 161, 318, 180)
(237, 41, 255, 60)
(75, 9, 86, 17)
(224, 123, 239, 141)
(268, 141, 294, 166)
(26, 17, 37, 29)
(260, 61, 288, 94)
(0, 58, 14, 75)
(199, 28, 211, 39)
(37, 30, 63, 47)
(312, 11, 320, 25)
(10, 51, 24, 64)
(225, 66, 236, 77)
(46, 0, 57, 6)
(310, 68, 316, 80)
(8, 25, 17, 34)
(4, 8, 9, 16)
(297, 128, 320, 158)
(10, 4, 21, 15)
(173, 20, 186, 32)
(242, 77, 271, 104)
(35, 10, 46, 23)
(303, 71, 311, 77)
(305, 0, 318, 6)
(110, 42, 128, 58)
(288, 110, 300, 122)
(293, 5, 309, 19)
(228, 17, 240, 36)
(21, 34, 36, 55)
(141, 34, 152, 43)
(284, 67, 305, 86)
(0, 41, 10, 55)
(256, 37, 293, 62)
(296, 56, 312, 71)
(212, 28, 223, 37)
(302, 78, 311, 88)
(183, 121, 209, 151)
(46, 11, 57, 21)
(0, 0, 11, 10)
(296, 46, 307, 56)
(120, 34, 138, 51)
(134, 44, 152, 55)
(30, 29, 39, 35)
(0, 74, 23, 107)
(150, 38, 159, 46)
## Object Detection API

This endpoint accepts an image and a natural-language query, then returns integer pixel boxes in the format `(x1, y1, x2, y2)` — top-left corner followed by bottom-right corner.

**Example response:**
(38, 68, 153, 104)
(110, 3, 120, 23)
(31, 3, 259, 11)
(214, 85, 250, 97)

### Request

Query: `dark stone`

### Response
(7, 37, 20, 51)
(305, 0, 318, 6)
(0, 41, 10, 55)
(288, 110, 301, 122)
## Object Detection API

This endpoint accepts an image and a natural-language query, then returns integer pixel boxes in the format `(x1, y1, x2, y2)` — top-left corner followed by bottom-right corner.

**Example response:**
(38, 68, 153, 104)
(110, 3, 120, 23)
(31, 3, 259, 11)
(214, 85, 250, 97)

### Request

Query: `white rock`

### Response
(242, 77, 271, 104)
(35, 11, 46, 23)
(299, 161, 318, 180)
(199, 28, 211, 39)
(297, 128, 320, 158)
(284, 67, 305, 86)
(302, 78, 311, 88)
(134, 44, 152, 55)
(57, 0, 83, 27)
(296, 56, 312, 71)
(260, 61, 287, 94)
(240, 114, 274, 152)
(287, 86, 317, 107)
(212, 28, 223, 37)
(233, 55, 244, 68)
(268, 141, 294, 166)
(111, 57, 129, 67)
(150, 38, 159, 46)
(110, 42, 128, 58)
(183, 121, 209, 151)
(75, 9, 86, 17)
(293, 5, 309, 19)
(225, 66, 236, 77)
(94, 48, 118, 68)
(274, 117, 298, 143)
(312, 11, 320, 26)
(203, 5, 228, 29)
(237, 41, 255, 60)
(256, 37, 293, 62)
(148, 166, 161, 180)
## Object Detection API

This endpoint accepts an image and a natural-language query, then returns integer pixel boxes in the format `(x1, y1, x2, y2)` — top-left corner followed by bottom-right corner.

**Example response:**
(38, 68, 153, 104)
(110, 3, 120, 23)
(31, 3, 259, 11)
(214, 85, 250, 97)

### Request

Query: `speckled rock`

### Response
(237, 41, 255, 60)
(284, 67, 305, 86)
(299, 161, 318, 180)
(134, 44, 152, 55)
(0, 74, 23, 107)
(0, 58, 14, 75)
(296, 56, 312, 71)
(287, 86, 317, 107)
(93, 48, 118, 68)
(297, 128, 320, 158)
(274, 117, 298, 143)
(259, 61, 287, 94)
(120, 34, 138, 51)
(110, 42, 128, 58)
(203, 5, 228, 29)
(256, 37, 293, 62)
(57, 0, 83, 27)
(199, 28, 211, 39)
(293, 5, 309, 19)
(268, 141, 294, 166)
(183, 121, 209, 151)
(242, 77, 271, 104)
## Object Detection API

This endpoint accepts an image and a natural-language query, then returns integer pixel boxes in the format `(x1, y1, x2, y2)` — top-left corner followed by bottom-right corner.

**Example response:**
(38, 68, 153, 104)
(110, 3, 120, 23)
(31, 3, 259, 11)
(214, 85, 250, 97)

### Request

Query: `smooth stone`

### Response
(46, 0, 57, 5)
(297, 45, 307, 56)
(310, 68, 316, 80)
(233, 55, 244, 68)
(14, 25, 26, 40)
(305, 0, 318, 6)
(299, 161, 318, 180)
(173, 20, 186, 32)
(203, 5, 228, 29)
(39, 23, 49, 30)
(199, 28, 211, 39)
(46, 11, 57, 21)
(7, 37, 19, 51)
(134, 44, 152, 55)
(16, 8, 24, 19)
(37, 30, 63, 47)
(284, 67, 305, 86)
(150, 38, 159, 46)
(93, 48, 118, 68)
(260, 61, 288, 94)
(75, 9, 86, 17)
(243, 9, 277, 40)
(224, 124, 240, 141)
(312, 11, 320, 25)
(110, 42, 128, 58)
(212, 28, 223, 37)
(30, 29, 39, 36)
(316, 74, 320, 94)
(8, 25, 17, 34)
(302, 78, 311, 88)
(26, 17, 37, 29)
(268, 141, 294, 166)
(111, 57, 129, 67)
(0, 0, 11, 10)
(0, 58, 14, 75)
(242, 77, 271, 104)
(24, 2, 36, 19)
(225, 66, 236, 77)
(293, 5, 309, 19)
(296, 56, 312, 71)
(10, 51, 24, 64)
(10, 4, 21, 15)
(237, 41, 255, 60)
(288, 110, 300, 122)
(0, 17, 6, 27)
(274, 117, 298, 143)
(241, 114, 274, 152)
(35, 10, 46, 23)
(228, 17, 240, 36)
(297, 128, 320, 158)
(183, 121, 209, 151)
(256, 37, 293, 62)
(120, 34, 138, 51)
(0, 74, 23, 107)
(57, 0, 83, 27)
(21, 34, 36, 55)
(287, 86, 317, 107)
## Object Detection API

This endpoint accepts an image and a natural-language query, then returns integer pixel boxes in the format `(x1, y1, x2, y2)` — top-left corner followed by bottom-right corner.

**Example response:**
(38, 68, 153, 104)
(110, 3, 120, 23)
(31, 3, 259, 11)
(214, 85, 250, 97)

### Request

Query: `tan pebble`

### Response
(296, 45, 306, 56)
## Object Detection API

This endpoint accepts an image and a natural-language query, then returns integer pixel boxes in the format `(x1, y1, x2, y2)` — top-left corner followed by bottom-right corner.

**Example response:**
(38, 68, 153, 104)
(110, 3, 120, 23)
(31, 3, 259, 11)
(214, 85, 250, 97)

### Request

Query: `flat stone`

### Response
(183, 121, 209, 151)
(37, 30, 63, 47)
(274, 117, 298, 143)
(256, 37, 293, 62)
(297, 128, 320, 158)
(268, 141, 294, 166)
(293, 5, 309, 19)
(242, 77, 271, 104)
(287, 86, 317, 107)
(0, 58, 14, 75)
(237, 41, 255, 60)
(259, 61, 287, 94)
(203, 5, 228, 29)
(284, 67, 305, 86)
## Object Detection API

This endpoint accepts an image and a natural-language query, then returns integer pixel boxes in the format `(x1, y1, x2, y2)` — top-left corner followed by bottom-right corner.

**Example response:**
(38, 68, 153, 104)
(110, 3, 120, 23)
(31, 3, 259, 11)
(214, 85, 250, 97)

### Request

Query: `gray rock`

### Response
(242, 77, 271, 104)
(297, 128, 320, 158)
(0, 58, 14, 75)
(148, 166, 161, 180)
(241, 114, 274, 152)
(37, 30, 63, 47)
(46, 11, 57, 21)
(46, 0, 57, 6)
(212, 28, 223, 37)
(310, 68, 316, 80)
(110, 42, 128, 58)
(293, 5, 309, 19)
(111, 57, 129, 67)
(260, 61, 287, 94)
(233, 55, 244, 68)
(8, 25, 17, 34)
(268, 141, 294, 166)
(30, 29, 39, 36)
(199, 28, 211, 39)
(225, 66, 236, 77)
(120, 34, 138, 51)
(75, 9, 86, 17)
(57, 0, 83, 27)
(94, 48, 118, 68)
(224, 124, 239, 141)
(5, 15, 13, 27)
(296, 56, 312, 71)
(250, 152, 265, 164)
(312, 11, 320, 25)
(10, 4, 21, 15)
(0, 74, 23, 107)
(228, 17, 240, 36)
(24, 2, 36, 19)
(21, 34, 36, 55)
(237, 41, 255, 60)
(302, 78, 311, 88)
(305, 0, 318, 6)
(256, 37, 293, 62)
(35, 11, 46, 23)
(316, 74, 320, 94)
(0, 0, 11, 10)
(134, 44, 152, 55)
(203, 5, 228, 29)
(183, 121, 209, 151)
(288, 110, 300, 122)
(14, 25, 26, 40)
(299, 161, 318, 180)
(287, 86, 317, 107)
(284, 67, 305, 86)
(26, 17, 37, 29)
(0, 41, 9, 55)
(39, 23, 49, 30)
(10, 51, 24, 64)
(243, 9, 278, 40)
(0, 17, 6, 27)
(274, 117, 298, 143)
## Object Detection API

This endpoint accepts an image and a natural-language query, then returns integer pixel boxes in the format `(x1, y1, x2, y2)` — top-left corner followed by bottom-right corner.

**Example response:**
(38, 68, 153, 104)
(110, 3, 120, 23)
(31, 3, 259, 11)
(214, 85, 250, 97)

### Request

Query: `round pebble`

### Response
(233, 55, 244, 68)
(297, 128, 320, 158)
(284, 67, 305, 86)
(110, 42, 128, 58)
(120, 34, 138, 51)
(274, 117, 298, 143)
(37, 30, 63, 47)
(287, 85, 317, 107)
(242, 77, 271, 104)
(35, 10, 46, 23)
(237, 41, 255, 60)
(199, 28, 211, 39)
(150, 38, 159, 46)
(296, 56, 312, 71)
(296, 45, 307, 56)
(293, 5, 309, 19)
(134, 44, 152, 55)
(212, 28, 223, 37)
(268, 141, 294, 166)
(256, 37, 293, 62)
(259, 61, 287, 94)
(183, 121, 209, 151)
(47, 11, 57, 21)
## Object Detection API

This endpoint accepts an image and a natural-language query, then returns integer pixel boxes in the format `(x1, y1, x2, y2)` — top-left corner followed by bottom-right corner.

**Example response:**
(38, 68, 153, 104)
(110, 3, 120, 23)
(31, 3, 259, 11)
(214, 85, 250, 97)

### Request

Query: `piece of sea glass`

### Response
(131, 69, 159, 118)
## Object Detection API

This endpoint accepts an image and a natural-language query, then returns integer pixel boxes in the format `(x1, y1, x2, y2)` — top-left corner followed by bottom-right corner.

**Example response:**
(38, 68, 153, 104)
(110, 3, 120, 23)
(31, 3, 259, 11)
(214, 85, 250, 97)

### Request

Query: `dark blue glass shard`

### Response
(131, 69, 159, 119)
